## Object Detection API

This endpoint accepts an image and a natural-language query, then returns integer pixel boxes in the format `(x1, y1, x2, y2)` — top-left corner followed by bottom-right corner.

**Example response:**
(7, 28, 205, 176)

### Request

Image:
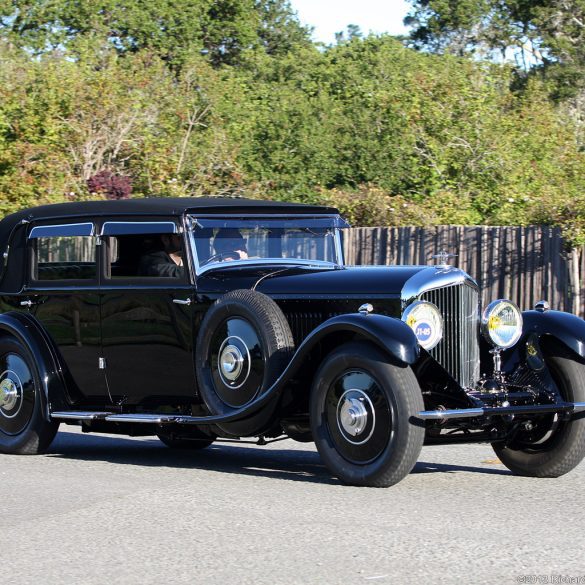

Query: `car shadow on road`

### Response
(49, 431, 339, 485)
(46, 430, 512, 485)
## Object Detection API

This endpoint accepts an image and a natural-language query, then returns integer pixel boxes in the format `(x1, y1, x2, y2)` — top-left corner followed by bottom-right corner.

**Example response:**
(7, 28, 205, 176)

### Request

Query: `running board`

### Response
(51, 411, 113, 421)
(104, 414, 188, 424)
(50, 412, 207, 424)
(418, 402, 585, 421)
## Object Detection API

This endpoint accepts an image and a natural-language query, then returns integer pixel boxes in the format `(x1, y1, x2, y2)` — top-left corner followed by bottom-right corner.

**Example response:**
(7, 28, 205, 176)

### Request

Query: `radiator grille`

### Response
(284, 312, 331, 346)
(420, 284, 480, 388)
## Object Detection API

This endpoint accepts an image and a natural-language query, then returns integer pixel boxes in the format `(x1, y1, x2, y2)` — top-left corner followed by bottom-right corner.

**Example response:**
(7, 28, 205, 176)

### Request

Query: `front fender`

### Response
(292, 313, 420, 366)
(172, 312, 420, 426)
(522, 309, 585, 359)
(0, 311, 66, 420)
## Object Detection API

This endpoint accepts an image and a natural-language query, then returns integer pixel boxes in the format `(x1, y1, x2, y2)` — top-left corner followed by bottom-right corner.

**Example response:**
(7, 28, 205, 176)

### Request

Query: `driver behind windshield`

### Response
(212, 228, 249, 262)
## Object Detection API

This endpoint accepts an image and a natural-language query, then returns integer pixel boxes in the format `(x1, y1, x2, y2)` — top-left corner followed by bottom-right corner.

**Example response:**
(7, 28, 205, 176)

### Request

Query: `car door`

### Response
(99, 220, 197, 406)
(26, 222, 109, 405)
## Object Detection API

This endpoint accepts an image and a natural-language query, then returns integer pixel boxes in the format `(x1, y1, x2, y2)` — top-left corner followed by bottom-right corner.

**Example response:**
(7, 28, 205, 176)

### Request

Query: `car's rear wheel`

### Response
(310, 342, 425, 487)
(195, 289, 294, 436)
(493, 345, 585, 477)
(0, 337, 59, 454)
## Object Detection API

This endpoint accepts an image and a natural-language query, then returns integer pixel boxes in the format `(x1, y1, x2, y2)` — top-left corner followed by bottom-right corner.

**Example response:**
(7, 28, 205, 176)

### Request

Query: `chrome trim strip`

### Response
(334, 228, 345, 266)
(104, 414, 182, 424)
(51, 411, 112, 420)
(417, 403, 585, 420)
(29, 222, 95, 239)
(100, 221, 178, 236)
(192, 213, 350, 225)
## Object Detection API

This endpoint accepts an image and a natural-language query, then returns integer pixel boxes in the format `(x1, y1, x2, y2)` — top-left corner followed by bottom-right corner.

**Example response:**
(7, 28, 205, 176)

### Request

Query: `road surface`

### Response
(2, 426, 585, 585)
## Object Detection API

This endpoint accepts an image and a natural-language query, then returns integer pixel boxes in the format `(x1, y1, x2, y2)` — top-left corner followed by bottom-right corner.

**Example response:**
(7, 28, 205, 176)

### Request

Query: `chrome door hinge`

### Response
(98, 357, 107, 370)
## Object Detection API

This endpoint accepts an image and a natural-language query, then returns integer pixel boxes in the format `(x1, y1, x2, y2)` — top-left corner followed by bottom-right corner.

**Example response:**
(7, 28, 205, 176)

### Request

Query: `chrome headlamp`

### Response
(402, 301, 443, 350)
(481, 299, 523, 349)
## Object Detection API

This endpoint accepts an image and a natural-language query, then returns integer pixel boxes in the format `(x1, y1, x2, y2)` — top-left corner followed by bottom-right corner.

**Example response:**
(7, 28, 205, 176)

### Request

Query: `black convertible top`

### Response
(0, 197, 340, 293)
(1, 196, 338, 228)
(0, 196, 339, 253)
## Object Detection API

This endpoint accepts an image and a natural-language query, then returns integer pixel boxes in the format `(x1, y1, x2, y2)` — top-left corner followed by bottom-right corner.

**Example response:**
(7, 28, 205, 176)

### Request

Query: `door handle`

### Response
(172, 298, 192, 306)
(20, 299, 41, 308)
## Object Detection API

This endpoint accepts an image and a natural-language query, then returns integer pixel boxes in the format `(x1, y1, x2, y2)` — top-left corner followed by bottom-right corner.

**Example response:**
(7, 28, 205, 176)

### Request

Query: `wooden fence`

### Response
(343, 226, 585, 317)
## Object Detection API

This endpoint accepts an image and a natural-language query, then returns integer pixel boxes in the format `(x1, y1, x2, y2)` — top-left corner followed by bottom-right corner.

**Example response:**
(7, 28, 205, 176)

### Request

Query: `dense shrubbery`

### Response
(0, 1, 584, 243)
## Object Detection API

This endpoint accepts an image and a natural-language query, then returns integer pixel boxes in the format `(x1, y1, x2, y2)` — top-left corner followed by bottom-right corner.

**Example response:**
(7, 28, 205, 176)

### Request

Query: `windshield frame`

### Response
(187, 214, 347, 276)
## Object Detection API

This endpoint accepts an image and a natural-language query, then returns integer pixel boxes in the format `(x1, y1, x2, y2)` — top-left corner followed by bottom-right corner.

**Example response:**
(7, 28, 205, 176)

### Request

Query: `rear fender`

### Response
(0, 311, 67, 420)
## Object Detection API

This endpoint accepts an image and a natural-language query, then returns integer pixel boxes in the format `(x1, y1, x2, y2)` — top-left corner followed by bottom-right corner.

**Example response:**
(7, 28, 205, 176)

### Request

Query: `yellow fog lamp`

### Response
(481, 300, 523, 349)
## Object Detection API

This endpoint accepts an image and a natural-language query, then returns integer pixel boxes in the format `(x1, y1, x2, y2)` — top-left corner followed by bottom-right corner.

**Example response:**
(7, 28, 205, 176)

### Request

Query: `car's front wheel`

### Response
(492, 345, 585, 477)
(310, 342, 425, 487)
(0, 337, 59, 454)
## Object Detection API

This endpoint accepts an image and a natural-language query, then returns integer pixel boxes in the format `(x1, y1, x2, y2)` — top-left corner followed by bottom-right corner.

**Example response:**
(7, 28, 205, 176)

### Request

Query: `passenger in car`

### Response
(139, 234, 184, 278)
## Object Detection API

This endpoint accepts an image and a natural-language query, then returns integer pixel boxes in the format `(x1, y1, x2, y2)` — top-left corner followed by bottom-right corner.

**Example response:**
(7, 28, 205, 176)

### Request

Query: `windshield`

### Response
(189, 216, 347, 273)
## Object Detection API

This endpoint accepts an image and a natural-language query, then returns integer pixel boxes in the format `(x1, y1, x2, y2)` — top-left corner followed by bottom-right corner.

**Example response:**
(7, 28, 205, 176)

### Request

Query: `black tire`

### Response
(310, 341, 425, 487)
(0, 337, 59, 454)
(493, 346, 585, 477)
(157, 430, 215, 450)
(195, 289, 294, 436)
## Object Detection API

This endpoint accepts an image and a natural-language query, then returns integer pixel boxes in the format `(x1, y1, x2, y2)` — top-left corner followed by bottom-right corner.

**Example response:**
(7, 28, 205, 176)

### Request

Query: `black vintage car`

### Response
(1, 197, 584, 487)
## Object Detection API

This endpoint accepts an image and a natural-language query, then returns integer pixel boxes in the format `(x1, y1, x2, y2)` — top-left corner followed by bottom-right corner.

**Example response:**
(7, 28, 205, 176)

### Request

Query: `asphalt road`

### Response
(2, 426, 585, 585)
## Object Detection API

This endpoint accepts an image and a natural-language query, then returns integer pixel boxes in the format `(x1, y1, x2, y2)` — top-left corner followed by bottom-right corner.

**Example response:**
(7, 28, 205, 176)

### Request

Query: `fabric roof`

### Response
(0, 196, 339, 245)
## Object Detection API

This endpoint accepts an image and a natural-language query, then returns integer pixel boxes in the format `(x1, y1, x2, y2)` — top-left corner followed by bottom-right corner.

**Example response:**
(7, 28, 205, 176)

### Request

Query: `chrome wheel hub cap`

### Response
(217, 336, 251, 388)
(336, 389, 376, 444)
(339, 397, 368, 436)
(219, 344, 244, 381)
(0, 373, 22, 417)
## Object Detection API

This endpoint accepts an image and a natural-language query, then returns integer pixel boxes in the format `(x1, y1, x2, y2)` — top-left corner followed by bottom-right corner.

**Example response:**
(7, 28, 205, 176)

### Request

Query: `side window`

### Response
(107, 233, 185, 280)
(35, 236, 96, 281)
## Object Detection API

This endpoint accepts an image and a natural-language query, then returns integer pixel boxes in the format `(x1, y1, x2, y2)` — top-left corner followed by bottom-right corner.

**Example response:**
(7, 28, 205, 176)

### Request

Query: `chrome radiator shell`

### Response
(419, 283, 480, 388)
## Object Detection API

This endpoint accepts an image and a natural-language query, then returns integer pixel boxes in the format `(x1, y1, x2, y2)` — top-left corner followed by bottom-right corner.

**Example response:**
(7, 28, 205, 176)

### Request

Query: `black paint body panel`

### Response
(100, 286, 196, 404)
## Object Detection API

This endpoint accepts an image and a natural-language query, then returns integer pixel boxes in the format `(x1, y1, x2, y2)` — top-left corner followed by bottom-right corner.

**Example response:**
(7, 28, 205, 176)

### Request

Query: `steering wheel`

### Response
(200, 250, 242, 267)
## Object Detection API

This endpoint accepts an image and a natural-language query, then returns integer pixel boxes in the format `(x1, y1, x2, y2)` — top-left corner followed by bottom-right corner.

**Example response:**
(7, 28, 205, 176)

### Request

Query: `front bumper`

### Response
(417, 402, 585, 421)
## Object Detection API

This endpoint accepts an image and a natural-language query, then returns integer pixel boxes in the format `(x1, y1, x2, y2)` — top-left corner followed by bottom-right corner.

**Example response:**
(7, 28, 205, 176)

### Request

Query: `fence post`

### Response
(569, 247, 582, 316)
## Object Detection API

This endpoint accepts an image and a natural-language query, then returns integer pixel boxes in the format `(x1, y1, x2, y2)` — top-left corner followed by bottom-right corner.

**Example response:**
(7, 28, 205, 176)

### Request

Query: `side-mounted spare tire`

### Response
(195, 289, 295, 436)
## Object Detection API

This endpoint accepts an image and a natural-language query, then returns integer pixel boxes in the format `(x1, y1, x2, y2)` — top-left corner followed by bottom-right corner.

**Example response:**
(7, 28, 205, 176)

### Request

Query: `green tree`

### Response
(405, 0, 585, 99)
(1, 20, 584, 244)
(0, 0, 310, 65)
